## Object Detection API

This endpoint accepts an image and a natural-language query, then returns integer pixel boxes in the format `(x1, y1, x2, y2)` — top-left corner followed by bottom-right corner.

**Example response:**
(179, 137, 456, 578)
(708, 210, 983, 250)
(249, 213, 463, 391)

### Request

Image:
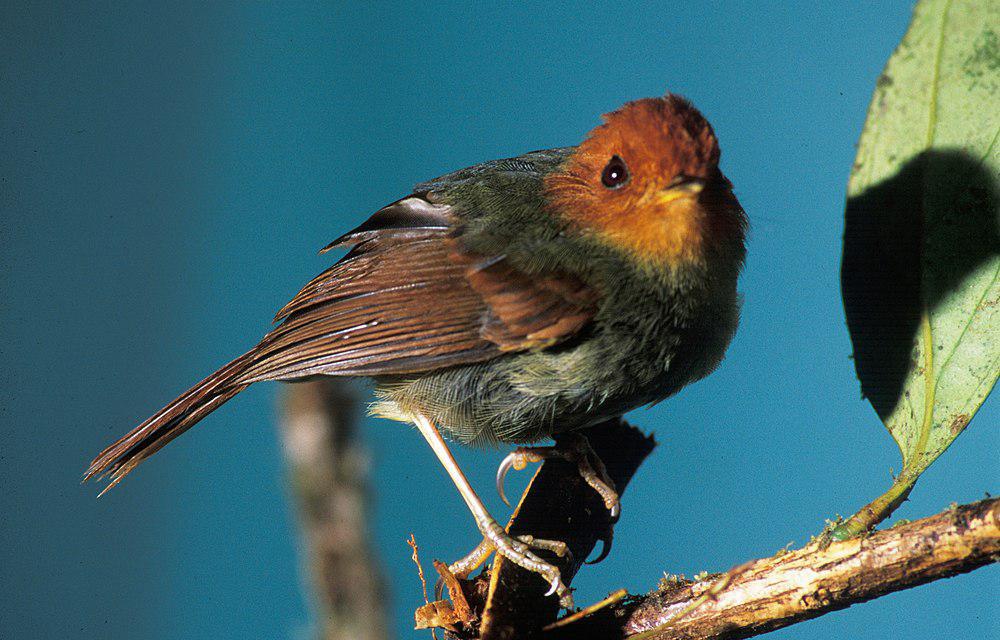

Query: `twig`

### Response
(542, 589, 627, 631)
(280, 380, 388, 640)
(407, 534, 430, 606)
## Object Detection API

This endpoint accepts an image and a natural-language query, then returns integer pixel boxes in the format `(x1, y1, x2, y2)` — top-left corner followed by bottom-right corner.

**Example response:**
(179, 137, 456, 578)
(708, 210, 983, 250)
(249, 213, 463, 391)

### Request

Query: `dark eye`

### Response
(600, 155, 629, 189)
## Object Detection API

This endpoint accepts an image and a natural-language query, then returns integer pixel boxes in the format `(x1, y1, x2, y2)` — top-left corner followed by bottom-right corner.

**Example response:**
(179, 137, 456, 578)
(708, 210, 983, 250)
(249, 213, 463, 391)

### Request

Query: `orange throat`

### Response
(545, 173, 711, 268)
(590, 193, 706, 267)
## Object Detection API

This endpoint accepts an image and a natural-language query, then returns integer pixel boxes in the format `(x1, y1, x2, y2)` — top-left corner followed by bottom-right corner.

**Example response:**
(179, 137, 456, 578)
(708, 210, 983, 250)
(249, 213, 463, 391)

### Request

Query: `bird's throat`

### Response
(586, 197, 709, 269)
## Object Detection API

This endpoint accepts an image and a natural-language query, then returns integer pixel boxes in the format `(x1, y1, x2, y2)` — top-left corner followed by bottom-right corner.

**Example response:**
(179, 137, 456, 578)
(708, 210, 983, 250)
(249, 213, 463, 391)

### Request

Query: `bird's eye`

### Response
(600, 155, 630, 189)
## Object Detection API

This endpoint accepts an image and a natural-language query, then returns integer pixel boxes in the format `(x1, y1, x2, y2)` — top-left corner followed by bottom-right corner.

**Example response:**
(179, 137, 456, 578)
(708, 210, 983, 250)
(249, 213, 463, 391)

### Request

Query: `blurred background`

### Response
(2, 2, 996, 638)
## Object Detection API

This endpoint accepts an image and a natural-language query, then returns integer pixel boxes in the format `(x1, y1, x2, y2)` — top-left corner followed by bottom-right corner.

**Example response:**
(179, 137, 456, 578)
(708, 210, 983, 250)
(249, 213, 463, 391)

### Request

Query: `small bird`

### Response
(86, 93, 747, 608)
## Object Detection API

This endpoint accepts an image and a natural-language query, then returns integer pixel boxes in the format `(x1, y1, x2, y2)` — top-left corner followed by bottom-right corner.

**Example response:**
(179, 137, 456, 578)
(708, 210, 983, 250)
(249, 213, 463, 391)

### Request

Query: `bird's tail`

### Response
(85, 351, 255, 494)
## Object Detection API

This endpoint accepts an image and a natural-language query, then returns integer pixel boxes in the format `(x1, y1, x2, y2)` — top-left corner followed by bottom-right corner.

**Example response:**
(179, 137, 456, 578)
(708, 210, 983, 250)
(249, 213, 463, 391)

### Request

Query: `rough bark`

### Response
(544, 497, 1000, 639)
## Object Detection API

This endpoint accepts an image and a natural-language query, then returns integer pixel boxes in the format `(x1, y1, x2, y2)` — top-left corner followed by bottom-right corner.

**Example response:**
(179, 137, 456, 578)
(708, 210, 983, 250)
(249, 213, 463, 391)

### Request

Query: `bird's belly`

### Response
(371, 297, 737, 446)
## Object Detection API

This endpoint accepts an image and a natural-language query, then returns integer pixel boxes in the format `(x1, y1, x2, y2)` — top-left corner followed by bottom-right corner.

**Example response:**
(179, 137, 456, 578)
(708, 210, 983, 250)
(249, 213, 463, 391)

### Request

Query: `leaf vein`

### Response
(933, 262, 1000, 395)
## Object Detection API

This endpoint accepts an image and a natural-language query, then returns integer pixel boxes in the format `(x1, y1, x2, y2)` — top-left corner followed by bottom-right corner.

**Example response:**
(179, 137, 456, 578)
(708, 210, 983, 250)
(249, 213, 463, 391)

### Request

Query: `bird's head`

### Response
(545, 94, 746, 269)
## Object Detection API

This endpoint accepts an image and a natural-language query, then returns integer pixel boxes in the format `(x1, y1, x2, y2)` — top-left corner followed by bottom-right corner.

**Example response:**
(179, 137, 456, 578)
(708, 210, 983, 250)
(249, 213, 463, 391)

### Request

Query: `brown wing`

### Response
(235, 194, 599, 383)
(86, 191, 598, 490)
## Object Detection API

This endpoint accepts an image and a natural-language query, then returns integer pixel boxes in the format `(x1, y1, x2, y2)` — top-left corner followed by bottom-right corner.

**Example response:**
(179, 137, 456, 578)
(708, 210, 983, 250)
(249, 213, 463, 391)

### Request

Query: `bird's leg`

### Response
(496, 432, 620, 518)
(412, 414, 574, 608)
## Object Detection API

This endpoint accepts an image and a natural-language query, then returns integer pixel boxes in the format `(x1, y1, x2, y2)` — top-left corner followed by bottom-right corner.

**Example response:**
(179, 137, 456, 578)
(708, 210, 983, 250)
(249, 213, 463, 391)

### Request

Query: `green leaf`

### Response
(835, 0, 999, 539)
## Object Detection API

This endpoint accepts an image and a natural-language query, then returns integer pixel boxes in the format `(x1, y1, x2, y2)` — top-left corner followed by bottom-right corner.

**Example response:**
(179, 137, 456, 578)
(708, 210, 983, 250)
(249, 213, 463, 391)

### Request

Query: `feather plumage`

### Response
(86, 188, 600, 485)
(87, 94, 747, 484)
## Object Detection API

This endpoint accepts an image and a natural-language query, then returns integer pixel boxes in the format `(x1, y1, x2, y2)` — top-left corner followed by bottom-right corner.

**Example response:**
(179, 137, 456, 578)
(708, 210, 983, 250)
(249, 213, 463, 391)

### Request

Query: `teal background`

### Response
(2, 2, 997, 639)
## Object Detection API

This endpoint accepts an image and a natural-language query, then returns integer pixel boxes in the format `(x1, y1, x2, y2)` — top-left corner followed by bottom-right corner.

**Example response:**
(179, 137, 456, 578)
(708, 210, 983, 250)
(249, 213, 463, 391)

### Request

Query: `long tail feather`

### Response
(85, 352, 255, 493)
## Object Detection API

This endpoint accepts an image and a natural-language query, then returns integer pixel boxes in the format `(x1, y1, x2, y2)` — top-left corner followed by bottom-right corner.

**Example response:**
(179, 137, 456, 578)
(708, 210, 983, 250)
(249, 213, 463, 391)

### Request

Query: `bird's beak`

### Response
(653, 176, 706, 206)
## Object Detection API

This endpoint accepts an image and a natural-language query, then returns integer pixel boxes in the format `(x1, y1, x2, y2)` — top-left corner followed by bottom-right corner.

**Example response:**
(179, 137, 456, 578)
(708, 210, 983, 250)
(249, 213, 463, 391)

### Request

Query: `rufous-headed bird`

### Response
(87, 93, 747, 608)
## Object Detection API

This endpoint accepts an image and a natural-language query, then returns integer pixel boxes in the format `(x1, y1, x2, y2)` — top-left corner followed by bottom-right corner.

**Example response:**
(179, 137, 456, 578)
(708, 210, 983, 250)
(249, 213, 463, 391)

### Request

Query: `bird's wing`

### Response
(236, 191, 597, 382)
(85, 154, 592, 488)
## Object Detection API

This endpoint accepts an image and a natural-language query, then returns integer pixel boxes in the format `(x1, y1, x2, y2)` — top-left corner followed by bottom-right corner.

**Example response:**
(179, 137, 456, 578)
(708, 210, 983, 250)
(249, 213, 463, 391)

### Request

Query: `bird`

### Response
(86, 93, 747, 608)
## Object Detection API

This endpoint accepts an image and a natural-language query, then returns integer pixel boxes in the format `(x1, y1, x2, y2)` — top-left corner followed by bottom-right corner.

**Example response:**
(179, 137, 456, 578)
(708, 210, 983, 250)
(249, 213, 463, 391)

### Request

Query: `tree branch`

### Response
(478, 421, 656, 639)
(280, 380, 388, 640)
(420, 446, 996, 640)
(274, 306, 995, 637)
(550, 496, 999, 639)
(279, 384, 996, 640)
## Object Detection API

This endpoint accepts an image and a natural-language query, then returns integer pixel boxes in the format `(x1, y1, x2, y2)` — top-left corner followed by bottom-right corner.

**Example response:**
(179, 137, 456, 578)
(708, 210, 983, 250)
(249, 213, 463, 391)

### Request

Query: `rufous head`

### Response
(546, 94, 745, 268)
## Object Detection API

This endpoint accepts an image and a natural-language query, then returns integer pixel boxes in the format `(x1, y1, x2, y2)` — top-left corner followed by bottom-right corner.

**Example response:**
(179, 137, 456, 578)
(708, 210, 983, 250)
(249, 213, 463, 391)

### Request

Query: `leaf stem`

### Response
(830, 472, 918, 540)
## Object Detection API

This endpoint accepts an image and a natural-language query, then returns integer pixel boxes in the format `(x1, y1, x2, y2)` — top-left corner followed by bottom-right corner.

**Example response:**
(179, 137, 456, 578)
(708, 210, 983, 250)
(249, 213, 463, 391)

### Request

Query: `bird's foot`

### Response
(411, 413, 573, 608)
(497, 432, 620, 518)
(446, 537, 495, 581)
(479, 517, 574, 608)
(436, 534, 573, 603)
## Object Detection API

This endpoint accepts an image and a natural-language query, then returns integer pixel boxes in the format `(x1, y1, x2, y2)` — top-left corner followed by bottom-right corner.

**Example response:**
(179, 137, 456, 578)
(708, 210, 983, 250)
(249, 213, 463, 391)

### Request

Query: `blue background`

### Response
(2, 2, 996, 639)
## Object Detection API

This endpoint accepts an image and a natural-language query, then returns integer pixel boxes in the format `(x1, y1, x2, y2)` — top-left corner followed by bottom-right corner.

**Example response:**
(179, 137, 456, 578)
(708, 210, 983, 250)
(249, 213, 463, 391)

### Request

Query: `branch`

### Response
(416, 420, 656, 638)
(550, 496, 1000, 639)
(478, 421, 656, 639)
(420, 442, 996, 640)
(280, 380, 388, 640)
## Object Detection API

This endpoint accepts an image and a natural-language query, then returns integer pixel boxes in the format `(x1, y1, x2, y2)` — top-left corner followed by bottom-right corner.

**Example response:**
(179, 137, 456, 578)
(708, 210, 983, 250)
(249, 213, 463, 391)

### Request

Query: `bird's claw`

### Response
(489, 530, 574, 608)
(584, 529, 614, 565)
(539, 566, 573, 608)
(495, 434, 621, 521)
(496, 450, 535, 507)
(544, 575, 560, 597)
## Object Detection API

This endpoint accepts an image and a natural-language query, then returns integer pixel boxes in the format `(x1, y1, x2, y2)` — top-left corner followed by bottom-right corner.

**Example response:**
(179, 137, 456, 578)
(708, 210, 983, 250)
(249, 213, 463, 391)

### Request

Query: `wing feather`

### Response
(238, 193, 599, 382)
(86, 153, 592, 488)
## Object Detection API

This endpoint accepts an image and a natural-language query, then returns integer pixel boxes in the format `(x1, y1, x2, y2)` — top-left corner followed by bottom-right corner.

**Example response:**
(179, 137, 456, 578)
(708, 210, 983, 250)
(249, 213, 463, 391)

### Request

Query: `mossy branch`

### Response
(569, 496, 999, 639)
